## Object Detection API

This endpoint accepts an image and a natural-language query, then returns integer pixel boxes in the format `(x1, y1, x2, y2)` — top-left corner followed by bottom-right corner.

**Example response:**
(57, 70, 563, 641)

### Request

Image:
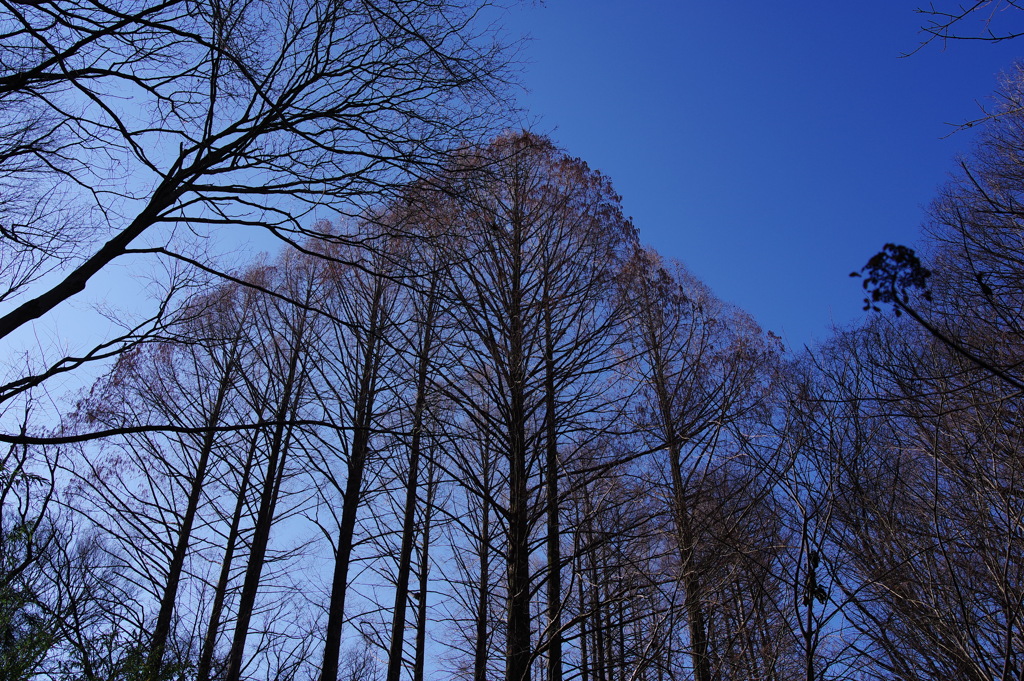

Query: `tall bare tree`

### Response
(617, 250, 777, 681)
(308, 232, 402, 681)
(435, 132, 635, 681)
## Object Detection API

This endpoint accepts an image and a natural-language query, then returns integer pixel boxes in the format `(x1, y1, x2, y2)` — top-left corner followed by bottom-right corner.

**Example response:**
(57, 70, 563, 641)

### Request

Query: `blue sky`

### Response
(501, 1, 1024, 348)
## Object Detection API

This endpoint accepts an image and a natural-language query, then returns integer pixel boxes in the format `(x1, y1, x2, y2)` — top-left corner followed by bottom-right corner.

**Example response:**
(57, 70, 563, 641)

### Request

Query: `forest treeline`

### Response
(3, 1, 1024, 681)
(6, 115, 1024, 680)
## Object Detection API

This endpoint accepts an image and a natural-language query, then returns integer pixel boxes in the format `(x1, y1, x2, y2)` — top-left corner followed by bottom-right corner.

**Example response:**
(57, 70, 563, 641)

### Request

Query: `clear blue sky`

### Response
(501, 1, 1023, 349)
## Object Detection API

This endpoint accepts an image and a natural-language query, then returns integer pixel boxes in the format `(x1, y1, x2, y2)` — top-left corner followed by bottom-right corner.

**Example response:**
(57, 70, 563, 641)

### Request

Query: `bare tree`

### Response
(382, 217, 453, 681)
(308, 231, 403, 681)
(0, 0, 514, 442)
(758, 353, 865, 681)
(433, 132, 635, 681)
(617, 250, 777, 681)
(222, 254, 324, 681)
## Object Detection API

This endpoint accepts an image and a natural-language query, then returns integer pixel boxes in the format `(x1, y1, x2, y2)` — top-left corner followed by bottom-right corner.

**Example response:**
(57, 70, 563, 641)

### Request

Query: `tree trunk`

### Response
(594, 550, 607, 681)
(386, 278, 438, 681)
(223, 321, 305, 681)
(543, 305, 563, 681)
(320, 279, 386, 681)
(412, 461, 437, 681)
(196, 425, 260, 681)
(473, 456, 492, 681)
(650, 332, 712, 681)
(670, 454, 712, 681)
(505, 205, 532, 681)
(146, 351, 237, 680)
(577, 544, 590, 681)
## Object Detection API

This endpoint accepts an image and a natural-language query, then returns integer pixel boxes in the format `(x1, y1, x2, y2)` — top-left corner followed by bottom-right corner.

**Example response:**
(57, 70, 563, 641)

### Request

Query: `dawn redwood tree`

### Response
(410, 450, 441, 681)
(222, 254, 324, 681)
(437, 132, 635, 681)
(195, 422, 261, 681)
(439, 395, 505, 681)
(311, 233, 402, 681)
(757, 346, 880, 681)
(568, 463, 660, 681)
(534, 171, 635, 681)
(66, 279, 270, 679)
(138, 286, 255, 680)
(617, 250, 776, 681)
(688, 463, 794, 681)
(66, 244, 325, 681)
(0, 122, 824, 680)
(382, 219, 455, 681)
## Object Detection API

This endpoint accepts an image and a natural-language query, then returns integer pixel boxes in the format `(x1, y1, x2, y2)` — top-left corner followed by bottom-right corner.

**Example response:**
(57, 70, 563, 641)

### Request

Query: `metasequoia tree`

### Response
(66, 254, 326, 680)
(757, 352, 866, 681)
(67, 284, 256, 678)
(378, 212, 457, 681)
(567, 455, 673, 681)
(308, 230, 403, 681)
(191, 271, 300, 681)
(221, 254, 324, 681)
(0, 124, 886, 679)
(617, 250, 776, 681)
(195, 422, 261, 681)
(438, 391, 505, 681)
(534, 171, 635, 681)
(690, 463, 794, 681)
(0, 0, 513, 441)
(433, 132, 635, 681)
(382, 131, 630, 679)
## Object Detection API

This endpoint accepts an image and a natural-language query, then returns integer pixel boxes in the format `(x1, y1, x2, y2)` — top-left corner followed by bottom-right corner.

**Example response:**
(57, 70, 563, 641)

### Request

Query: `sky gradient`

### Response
(501, 1, 1024, 349)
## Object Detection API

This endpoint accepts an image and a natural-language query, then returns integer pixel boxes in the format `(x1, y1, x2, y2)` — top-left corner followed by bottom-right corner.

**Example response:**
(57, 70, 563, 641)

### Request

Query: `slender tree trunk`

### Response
(506, 395, 531, 681)
(223, 322, 305, 681)
(669, 455, 712, 681)
(146, 352, 237, 680)
(412, 461, 436, 681)
(649, 333, 712, 681)
(505, 206, 532, 681)
(543, 304, 564, 681)
(386, 279, 438, 681)
(594, 549, 607, 681)
(473, 452, 492, 681)
(604, 574, 617, 681)
(320, 279, 386, 681)
(617, 597, 626, 681)
(577, 549, 590, 681)
(196, 426, 260, 681)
